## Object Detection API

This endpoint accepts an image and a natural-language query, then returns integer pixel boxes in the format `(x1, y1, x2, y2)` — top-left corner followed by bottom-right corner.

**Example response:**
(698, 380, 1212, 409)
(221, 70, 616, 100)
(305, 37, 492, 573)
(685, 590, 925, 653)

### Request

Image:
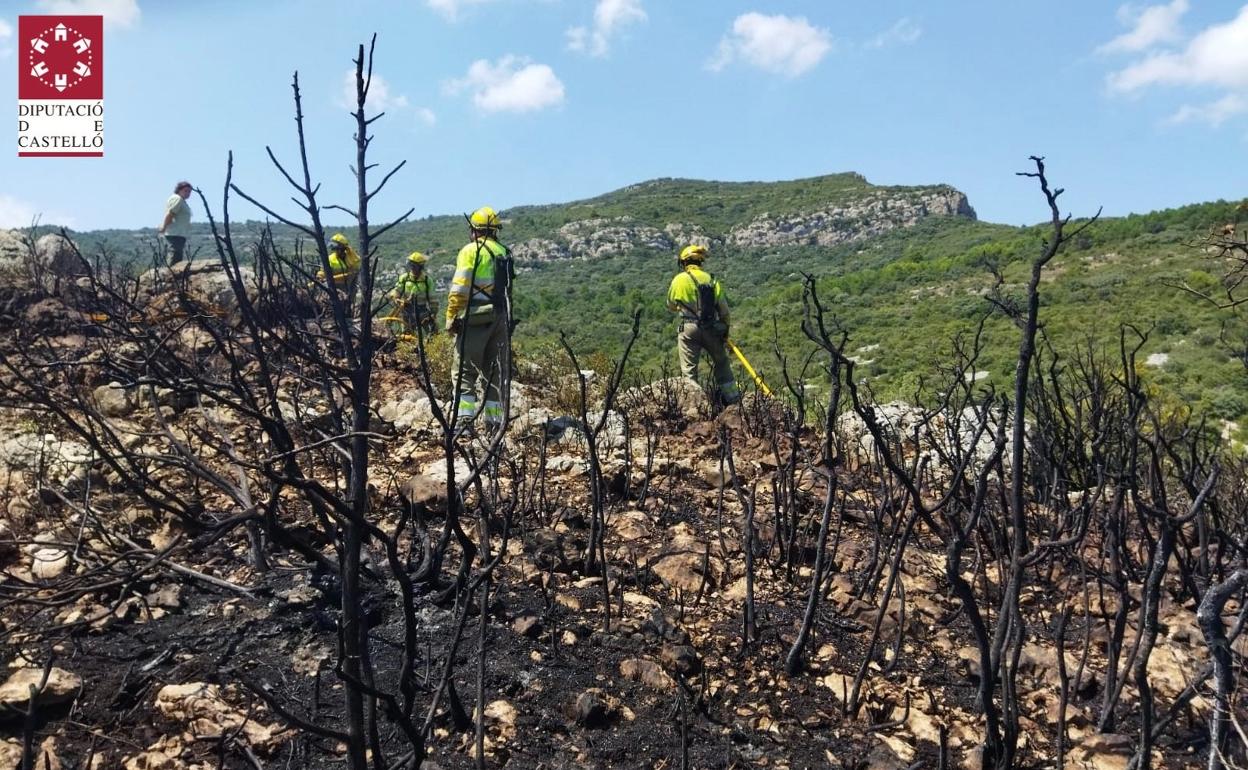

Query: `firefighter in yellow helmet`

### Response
(389, 251, 438, 334)
(667, 244, 740, 406)
(320, 233, 362, 285)
(446, 207, 511, 434)
(317, 232, 362, 311)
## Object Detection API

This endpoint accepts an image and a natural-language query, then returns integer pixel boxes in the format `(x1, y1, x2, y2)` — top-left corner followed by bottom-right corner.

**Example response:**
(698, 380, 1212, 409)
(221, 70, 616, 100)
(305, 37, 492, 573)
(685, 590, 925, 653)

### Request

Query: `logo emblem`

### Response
(17, 16, 104, 158)
(27, 21, 95, 93)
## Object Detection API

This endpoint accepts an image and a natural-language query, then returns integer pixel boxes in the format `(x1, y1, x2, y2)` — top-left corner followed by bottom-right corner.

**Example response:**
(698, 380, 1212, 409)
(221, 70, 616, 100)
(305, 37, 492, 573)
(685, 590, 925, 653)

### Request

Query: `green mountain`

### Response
(56, 173, 1248, 424)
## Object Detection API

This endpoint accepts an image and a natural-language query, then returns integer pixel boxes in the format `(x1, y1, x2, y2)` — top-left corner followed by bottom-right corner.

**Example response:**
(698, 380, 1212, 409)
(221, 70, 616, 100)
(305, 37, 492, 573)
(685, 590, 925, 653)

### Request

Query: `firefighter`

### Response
(318, 232, 362, 310)
(389, 251, 438, 334)
(666, 244, 740, 406)
(446, 207, 511, 435)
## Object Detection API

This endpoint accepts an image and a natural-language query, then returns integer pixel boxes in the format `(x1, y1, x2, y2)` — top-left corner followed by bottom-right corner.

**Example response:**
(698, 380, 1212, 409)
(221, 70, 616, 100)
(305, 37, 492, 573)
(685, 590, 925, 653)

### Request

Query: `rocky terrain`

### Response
(723, 188, 974, 249)
(0, 224, 1238, 770)
(508, 187, 974, 263)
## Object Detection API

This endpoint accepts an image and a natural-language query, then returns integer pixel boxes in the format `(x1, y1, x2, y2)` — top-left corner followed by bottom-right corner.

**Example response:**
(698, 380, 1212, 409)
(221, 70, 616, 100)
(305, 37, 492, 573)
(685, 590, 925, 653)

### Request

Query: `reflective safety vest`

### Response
(392, 273, 433, 307)
(667, 266, 725, 324)
(446, 237, 507, 322)
(324, 244, 362, 286)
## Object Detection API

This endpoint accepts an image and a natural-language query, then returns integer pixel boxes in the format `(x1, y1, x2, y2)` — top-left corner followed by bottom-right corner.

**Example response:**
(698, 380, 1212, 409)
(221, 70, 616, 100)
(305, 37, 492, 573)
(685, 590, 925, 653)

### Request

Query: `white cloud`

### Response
(866, 17, 921, 49)
(415, 107, 437, 127)
(708, 12, 832, 78)
(1099, 0, 1188, 54)
(339, 70, 409, 113)
(34, 0, 140, 28)
(1108, 5, 1248, 92)
(567, 0, 647, 57)
(445, 55, 565, 113)
(0, 19, 12, 59)
(1103, 4, 1248, 129)
(0, 195, 75, 229)
(1167, 94, 1248, 126)
(426, 0, 499, 22)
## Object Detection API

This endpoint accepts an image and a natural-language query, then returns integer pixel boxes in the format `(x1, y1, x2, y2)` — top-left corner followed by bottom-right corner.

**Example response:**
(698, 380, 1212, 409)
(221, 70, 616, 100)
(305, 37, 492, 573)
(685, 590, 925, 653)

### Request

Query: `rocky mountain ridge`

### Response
(508, 186, 975, 262)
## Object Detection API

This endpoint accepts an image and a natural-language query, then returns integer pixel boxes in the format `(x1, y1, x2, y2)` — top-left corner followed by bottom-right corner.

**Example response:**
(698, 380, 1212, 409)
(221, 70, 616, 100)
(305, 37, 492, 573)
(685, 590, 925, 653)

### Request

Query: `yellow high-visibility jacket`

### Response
(319, 244, 361, 286)
(446, 237, 506, 322)
(667, 265, 730, 325)
(391, 273, 434, 308)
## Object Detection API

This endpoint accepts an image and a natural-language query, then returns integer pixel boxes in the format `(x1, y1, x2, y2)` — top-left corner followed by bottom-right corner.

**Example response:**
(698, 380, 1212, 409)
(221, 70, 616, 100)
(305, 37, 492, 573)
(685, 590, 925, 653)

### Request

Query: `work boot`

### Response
(711, 390, 737, 411)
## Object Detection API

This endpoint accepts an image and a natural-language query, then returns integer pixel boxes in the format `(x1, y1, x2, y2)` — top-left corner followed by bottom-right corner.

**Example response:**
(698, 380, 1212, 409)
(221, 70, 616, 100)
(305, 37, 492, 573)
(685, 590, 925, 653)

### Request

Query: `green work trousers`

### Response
(402, 303, 435, 333)
(452, 314, 506, 424)
(677, 321, 740, 404)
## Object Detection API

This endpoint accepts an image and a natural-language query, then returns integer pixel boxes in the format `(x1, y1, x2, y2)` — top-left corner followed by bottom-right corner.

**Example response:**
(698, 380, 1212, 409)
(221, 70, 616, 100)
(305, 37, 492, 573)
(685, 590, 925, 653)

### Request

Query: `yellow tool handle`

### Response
(727, 340, 773, 398)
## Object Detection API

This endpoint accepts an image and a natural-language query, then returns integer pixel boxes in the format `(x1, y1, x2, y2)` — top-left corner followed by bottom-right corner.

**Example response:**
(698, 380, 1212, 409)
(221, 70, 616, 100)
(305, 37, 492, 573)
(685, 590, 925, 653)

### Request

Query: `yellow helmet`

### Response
(330, 233, 349, 247)
(679, 244, 708, 263)
(407, 251, 428, 265)
(469, 206, 501, 231)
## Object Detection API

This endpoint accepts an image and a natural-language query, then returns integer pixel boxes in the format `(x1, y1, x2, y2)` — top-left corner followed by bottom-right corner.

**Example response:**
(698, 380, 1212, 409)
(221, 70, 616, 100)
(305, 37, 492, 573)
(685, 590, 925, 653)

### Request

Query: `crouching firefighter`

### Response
(390, 251, 438, 335)
(667, 244, 741, 406)
(446, 206, 513, 436)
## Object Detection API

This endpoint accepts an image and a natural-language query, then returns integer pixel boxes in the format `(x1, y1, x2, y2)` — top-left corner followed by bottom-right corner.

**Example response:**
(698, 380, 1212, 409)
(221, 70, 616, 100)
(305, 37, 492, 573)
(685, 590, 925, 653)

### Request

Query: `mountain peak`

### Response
(504, 174, 975, 262)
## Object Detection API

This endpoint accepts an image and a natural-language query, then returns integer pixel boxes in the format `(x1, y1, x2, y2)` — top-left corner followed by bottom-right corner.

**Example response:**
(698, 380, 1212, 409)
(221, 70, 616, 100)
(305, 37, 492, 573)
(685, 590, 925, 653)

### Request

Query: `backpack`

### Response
(696, 276, 718, 328)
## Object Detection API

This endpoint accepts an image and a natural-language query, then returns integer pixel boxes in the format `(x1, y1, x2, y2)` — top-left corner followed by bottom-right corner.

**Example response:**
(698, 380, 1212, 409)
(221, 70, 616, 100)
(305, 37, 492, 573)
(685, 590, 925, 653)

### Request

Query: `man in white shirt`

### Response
(158, 181, 193, 266)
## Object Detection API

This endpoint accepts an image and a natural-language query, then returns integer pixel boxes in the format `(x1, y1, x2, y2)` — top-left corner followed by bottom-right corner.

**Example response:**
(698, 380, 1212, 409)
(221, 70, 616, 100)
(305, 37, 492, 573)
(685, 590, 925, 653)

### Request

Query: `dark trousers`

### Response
(404, 304, 435, 332)
(164, 235, 186, 266)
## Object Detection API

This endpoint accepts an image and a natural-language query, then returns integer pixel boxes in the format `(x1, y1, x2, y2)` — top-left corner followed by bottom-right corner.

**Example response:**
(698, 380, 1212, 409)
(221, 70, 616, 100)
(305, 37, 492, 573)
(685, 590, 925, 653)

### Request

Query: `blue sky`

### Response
(1, 0, 1246, 231)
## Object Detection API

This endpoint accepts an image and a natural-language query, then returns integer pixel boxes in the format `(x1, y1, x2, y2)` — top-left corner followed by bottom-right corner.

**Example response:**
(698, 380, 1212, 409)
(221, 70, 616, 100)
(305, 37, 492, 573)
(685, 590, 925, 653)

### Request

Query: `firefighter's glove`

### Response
(446, 317, 462, 335)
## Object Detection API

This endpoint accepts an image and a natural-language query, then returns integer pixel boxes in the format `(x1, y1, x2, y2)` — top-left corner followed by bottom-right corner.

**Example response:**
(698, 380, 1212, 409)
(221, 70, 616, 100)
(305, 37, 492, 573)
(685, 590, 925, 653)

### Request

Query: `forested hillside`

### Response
(59, 175, 1247, 426)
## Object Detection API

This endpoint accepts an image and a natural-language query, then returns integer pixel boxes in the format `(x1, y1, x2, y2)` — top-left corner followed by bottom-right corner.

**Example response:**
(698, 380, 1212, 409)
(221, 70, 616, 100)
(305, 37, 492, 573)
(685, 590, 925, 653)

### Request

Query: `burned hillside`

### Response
(2, 40, 1248, 770)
